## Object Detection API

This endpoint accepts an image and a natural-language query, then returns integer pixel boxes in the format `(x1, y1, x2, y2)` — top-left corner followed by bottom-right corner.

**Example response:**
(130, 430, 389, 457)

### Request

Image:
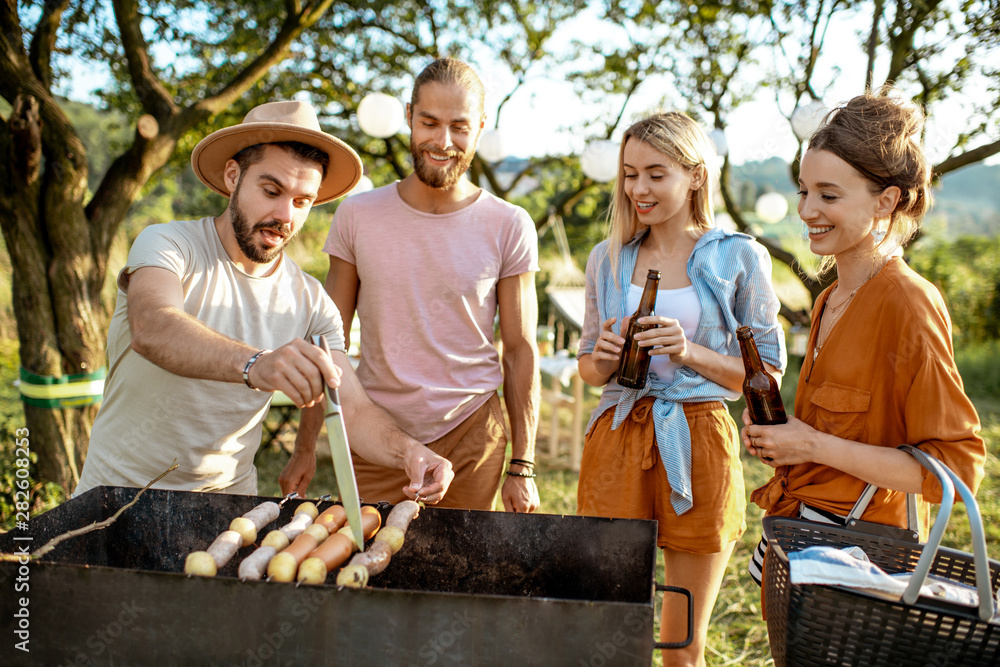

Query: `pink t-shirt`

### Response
(324, 183, 539, 443)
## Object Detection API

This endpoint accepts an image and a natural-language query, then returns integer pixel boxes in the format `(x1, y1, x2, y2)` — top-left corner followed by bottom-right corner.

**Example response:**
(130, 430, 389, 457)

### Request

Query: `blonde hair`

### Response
(808, 85, 931, 269)
(605, 112, 717, 280)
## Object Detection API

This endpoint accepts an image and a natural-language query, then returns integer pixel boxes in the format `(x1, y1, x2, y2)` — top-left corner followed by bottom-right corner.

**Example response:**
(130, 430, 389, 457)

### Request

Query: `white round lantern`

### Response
(357, 93, 404, 139)
(580, 139, 620, 183)
(708, 128, 728, 158)
(477, 129, 508, 163)
(790, 100, 827, 142)
(755, 192, 789, 224)
(346, 175, 374, 197)
(714, 211, 737, 231)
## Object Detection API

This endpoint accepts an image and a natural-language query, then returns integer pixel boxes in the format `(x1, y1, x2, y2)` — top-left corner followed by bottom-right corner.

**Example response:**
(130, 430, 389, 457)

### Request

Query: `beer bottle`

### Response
(737, 325, 787, 424)
(616, 269, 661, 389)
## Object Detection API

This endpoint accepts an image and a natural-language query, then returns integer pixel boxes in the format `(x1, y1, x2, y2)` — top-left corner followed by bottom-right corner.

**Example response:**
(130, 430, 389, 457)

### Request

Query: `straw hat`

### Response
(191, 100, 362, 205)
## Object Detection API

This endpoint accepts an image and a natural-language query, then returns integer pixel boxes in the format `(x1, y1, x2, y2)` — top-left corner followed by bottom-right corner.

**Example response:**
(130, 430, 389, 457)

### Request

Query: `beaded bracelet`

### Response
(509, 458, 535, 468)
(506, 469, 537, 478)
(242, 349, 271, 390)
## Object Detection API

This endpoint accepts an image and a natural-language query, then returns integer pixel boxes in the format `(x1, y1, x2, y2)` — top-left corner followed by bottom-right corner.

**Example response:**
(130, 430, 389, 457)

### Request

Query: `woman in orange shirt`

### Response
(743, 87, 985, 585)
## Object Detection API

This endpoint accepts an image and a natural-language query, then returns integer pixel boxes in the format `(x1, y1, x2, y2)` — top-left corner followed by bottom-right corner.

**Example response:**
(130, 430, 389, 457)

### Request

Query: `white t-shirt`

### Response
(76, 218, 344, 495)
(324, 183, 539, 443)
(625, 283, 702, 384)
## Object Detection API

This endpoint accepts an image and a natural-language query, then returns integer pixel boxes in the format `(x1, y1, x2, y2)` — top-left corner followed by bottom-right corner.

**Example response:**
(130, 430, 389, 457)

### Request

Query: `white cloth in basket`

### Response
(789, 546, 991, 613)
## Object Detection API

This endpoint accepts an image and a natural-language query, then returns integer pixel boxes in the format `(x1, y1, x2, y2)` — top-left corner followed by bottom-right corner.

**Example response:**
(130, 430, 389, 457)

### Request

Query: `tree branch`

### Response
(182, 0, 337, 123)
(720, 158, 825, 318)
(475, 156, 508, 198)
(885, 0, 942, 83)
(494, 75, 524, 129)
(27, 0, 70, 92)
(533, 179, 595, 230)
(0, 1, 29, 105)
(933, 138, 1000, 177)
(606, 74, 643, 139)
(507, 155, 563, 192)
(111, 0, 178, 119)
(865, 0, 885, 91)
(0, 462, 179, 562)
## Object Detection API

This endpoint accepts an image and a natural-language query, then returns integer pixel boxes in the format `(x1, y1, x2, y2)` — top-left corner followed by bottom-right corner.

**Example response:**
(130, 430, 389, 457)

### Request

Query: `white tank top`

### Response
(625, 283, 702, 384)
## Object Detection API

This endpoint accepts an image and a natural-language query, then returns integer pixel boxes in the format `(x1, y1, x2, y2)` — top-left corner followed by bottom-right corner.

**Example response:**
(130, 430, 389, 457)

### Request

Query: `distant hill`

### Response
(731, 157, 1000, 238)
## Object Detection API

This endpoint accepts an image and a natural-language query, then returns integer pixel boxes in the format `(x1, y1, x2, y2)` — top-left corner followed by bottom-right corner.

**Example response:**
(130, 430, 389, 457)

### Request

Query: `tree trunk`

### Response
(1, 91, 108, 491)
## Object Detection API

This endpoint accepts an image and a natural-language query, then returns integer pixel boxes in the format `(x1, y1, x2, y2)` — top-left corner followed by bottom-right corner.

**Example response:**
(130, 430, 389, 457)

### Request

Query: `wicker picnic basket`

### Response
(763, 445, 1000, 666)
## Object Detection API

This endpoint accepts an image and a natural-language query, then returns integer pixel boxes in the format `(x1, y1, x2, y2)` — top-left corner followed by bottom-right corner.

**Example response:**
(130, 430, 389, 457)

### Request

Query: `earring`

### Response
(871, 221, 887, 244)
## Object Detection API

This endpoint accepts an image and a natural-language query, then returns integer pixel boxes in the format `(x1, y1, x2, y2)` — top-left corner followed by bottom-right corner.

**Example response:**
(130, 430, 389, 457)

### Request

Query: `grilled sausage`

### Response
(238, 545, 277, 581)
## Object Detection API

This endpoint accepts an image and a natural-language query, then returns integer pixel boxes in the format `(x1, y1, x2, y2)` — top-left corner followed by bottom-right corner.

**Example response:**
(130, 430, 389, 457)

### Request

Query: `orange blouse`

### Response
(751, 257, 985, 536)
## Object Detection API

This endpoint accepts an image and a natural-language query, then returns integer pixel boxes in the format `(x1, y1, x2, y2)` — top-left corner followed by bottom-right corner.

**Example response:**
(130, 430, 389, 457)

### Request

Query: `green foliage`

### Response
(908, 235, 1000, 343)
(955, 338, 1000, 399)
(0, 414, 68, 531)
(0, 336, 66, 529)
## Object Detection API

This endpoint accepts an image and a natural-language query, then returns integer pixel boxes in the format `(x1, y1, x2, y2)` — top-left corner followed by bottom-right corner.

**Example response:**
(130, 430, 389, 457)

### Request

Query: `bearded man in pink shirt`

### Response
(283, 59, 541, 512)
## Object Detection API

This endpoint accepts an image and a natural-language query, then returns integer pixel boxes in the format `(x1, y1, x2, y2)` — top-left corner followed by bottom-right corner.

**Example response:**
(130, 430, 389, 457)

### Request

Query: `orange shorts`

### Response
(352, 392, 508, 510)
(577, 397, 746, 554)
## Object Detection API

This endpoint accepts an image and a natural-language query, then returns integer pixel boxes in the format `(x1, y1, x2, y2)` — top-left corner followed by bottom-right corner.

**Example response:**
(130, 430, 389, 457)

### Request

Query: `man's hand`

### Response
(279, 446, 316, 498)
(501, 473, 540, 513)
(401, 445, 455, 504)
(247, 338, 342, 408)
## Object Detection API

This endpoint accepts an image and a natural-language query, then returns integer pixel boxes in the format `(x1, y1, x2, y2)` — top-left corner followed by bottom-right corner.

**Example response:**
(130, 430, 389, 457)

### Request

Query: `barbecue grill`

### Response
(1, 486, 681, 665)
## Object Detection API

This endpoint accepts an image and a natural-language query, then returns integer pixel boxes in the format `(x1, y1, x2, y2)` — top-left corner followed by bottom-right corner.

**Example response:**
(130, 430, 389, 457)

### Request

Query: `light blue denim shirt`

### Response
(580, 226, 787, 514)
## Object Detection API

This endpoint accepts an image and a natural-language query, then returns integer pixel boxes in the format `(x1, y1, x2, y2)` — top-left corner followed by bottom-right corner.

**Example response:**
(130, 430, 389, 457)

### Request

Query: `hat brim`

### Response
(191, 122, 362, 205)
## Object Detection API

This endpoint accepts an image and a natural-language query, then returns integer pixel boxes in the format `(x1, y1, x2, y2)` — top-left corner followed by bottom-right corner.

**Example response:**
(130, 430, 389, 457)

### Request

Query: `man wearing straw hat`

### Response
(75, 101, 454, 502)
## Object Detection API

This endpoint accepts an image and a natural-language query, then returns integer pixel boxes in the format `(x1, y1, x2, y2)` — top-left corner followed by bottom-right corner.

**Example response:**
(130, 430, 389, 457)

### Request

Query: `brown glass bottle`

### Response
(616, 269, 661, 389)
(737, 325, 787, 424)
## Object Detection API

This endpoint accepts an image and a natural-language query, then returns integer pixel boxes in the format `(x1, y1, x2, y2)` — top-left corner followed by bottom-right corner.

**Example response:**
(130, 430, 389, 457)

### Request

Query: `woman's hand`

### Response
(740, 408, 819, 467)
(740, 409, 926, 494)
(588, 316, 629, 377)
(637, 316, 688, 362)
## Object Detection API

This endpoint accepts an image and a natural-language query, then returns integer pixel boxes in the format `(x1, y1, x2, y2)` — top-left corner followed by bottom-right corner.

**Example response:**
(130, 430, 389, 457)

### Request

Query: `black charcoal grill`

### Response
(1, 486, 684, 665)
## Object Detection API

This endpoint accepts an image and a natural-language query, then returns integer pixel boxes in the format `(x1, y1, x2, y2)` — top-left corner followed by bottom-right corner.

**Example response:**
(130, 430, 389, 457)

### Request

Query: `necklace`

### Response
(814, 255, 890, 358)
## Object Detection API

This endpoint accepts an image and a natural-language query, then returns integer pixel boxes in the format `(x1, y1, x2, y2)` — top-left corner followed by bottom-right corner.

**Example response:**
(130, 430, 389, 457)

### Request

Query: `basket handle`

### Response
(896, 445, 995, 623)
(847, 473, 923, 535)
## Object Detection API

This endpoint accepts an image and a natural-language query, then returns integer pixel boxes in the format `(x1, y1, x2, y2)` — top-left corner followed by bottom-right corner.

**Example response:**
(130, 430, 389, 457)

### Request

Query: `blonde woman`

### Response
(744, 88, 985, 584)
(577, 112, 786, 665)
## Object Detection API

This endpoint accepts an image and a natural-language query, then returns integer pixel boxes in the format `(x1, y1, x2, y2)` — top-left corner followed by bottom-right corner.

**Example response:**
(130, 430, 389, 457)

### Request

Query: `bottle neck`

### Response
(638, 276, 660, 312)
(739, 335, 765, 375)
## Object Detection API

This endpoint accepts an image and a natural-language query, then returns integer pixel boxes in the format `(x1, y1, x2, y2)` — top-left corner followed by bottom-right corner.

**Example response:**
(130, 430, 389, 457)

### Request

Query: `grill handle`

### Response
(653, 584, 693, 650)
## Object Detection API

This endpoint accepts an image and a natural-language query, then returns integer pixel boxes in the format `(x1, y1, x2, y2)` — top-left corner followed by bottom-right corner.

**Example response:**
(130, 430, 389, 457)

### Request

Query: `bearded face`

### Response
(406, 81, 484, 191)
(229, 176, 296, 264)
(409, 138, 477, 190)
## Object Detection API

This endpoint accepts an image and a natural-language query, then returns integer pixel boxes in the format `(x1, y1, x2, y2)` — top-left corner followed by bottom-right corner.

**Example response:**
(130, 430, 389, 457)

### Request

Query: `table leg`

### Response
(548, 372, 560, 458)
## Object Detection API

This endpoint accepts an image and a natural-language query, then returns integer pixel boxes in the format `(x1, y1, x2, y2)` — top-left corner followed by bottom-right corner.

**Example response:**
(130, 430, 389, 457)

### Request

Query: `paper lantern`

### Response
(715, 211, 737, 231)
(346, 175, 373, 197)
(755, 192, 789, 224)
(790, 100, 827, 142)
(477, 129, 508, 163)
(580, 140, 620, 183)
(357, 93, 404, 139)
